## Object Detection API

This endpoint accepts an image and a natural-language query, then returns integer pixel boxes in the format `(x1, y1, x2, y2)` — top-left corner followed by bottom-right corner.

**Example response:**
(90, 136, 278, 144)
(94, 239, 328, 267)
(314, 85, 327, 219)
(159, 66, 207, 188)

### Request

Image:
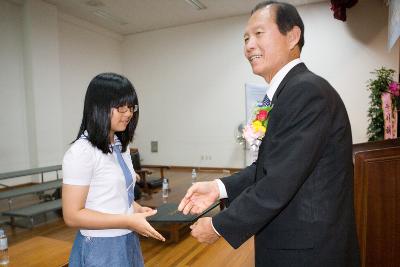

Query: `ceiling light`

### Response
(185, 0, 207, 10)
(93, 10, 128, 26)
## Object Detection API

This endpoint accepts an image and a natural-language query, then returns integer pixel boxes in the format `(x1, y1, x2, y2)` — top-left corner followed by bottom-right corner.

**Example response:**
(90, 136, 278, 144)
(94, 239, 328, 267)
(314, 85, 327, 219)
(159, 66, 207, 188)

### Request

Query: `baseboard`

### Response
(142, 165, 242, 173)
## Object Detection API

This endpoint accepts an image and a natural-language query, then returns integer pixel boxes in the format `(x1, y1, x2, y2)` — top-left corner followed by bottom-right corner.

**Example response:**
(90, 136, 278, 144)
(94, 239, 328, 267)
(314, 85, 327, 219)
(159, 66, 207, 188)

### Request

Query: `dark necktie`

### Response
(262, 94, 271, 106)
(114, 144, 135, 207)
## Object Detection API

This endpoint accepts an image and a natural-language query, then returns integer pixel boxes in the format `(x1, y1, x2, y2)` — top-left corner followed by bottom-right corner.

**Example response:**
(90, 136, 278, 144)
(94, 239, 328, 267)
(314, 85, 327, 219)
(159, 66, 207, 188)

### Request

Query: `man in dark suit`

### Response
(178, 1, 360, 266)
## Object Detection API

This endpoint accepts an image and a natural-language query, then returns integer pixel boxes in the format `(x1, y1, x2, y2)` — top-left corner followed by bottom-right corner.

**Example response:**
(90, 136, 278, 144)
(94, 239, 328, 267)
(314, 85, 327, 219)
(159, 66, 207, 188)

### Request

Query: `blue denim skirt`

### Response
(69, 231, 144, 267)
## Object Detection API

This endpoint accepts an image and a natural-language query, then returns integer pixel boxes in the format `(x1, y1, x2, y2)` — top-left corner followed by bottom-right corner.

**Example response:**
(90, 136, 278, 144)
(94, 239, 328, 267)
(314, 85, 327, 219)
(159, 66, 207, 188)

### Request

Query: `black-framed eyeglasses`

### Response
(116, 105, 138, 114)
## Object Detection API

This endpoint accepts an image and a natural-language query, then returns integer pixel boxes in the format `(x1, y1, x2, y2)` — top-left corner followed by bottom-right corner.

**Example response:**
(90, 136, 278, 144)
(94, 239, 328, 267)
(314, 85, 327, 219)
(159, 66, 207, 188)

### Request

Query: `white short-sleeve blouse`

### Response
(62, 138, 137, 237)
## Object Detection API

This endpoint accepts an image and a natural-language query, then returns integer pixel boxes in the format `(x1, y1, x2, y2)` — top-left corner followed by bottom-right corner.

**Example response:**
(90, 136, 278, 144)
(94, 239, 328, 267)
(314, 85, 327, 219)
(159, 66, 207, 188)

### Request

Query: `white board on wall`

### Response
(245, 83, 267, 123)
(244, 83, 267, 166)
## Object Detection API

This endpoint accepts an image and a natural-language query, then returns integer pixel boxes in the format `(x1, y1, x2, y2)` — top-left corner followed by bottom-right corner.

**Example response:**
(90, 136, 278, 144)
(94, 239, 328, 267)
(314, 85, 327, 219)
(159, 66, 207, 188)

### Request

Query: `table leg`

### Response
(169, 224, 180, 243)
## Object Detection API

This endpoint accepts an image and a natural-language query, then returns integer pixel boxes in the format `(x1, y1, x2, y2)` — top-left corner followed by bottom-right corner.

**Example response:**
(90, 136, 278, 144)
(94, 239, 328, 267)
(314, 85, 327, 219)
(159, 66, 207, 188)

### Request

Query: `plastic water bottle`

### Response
(191, 168, 197, 184)
(162, 178, 169, 199)
(0, 229, 9, 265)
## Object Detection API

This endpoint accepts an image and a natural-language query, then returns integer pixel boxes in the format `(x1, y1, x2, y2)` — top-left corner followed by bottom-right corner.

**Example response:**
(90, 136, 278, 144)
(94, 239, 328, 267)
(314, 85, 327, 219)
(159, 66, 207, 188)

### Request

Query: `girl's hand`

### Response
(128, 209, 165, 242)
(136, 205, 153, 213)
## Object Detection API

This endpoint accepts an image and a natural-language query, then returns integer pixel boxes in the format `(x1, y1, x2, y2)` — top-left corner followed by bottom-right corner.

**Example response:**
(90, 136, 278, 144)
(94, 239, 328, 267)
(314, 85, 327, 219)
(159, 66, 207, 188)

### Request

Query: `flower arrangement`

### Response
(389, 81, 400, 97)
(367, 67, 400, 141)
(242, 103, 273, 150)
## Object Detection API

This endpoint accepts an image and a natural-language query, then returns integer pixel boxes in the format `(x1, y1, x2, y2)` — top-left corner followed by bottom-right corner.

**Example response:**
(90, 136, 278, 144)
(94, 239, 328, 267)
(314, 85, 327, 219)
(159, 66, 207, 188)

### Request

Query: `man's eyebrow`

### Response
(253, 23, 265, 29)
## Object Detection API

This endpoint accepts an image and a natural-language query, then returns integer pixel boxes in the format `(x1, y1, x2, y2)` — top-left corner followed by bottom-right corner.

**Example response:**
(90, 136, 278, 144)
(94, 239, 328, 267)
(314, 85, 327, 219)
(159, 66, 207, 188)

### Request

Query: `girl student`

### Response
(62, 73, 165, 266)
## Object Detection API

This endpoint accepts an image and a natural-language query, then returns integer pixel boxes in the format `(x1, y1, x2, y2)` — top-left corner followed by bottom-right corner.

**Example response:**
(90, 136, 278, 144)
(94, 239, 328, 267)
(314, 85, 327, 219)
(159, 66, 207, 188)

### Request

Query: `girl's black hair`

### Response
(75, 72, 139, 154)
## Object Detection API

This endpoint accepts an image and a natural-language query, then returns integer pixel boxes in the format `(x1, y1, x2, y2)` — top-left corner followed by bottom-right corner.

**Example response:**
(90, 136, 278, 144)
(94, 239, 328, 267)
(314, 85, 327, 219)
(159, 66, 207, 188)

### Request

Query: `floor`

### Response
(0, 168, 254, 267)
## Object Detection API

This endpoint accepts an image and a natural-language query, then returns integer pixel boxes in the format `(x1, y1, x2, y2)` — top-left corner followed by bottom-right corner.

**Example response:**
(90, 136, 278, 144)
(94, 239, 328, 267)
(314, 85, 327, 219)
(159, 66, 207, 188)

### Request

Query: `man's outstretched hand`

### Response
(178, 181, 220, 215)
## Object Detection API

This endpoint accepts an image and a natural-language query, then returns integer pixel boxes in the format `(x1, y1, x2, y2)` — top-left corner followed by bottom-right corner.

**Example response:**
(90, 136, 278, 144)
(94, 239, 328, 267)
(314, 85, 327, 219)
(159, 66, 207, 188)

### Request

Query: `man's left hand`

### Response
(190, 217, 219, 244)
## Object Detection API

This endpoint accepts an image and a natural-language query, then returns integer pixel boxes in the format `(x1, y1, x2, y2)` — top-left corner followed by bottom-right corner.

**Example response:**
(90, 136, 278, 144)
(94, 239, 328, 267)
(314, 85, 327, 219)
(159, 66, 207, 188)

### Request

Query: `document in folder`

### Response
(148, 202, 219, 223)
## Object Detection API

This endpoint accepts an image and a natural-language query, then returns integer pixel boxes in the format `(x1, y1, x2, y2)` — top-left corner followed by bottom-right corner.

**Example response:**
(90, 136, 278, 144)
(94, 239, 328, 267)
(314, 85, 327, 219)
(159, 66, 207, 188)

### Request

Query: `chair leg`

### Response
(140, 173, 150, 195)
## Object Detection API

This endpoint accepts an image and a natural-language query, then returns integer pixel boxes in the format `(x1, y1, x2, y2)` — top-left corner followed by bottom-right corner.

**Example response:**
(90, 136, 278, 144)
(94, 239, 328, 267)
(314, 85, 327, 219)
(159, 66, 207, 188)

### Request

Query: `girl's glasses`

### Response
(116, 105, 138, 114)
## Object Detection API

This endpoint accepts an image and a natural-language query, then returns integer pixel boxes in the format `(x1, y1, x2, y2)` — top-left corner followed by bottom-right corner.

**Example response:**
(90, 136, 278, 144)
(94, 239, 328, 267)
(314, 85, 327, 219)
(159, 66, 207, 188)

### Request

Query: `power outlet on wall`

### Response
(200, 154, 212, 160)
(151, 141, 158, 153)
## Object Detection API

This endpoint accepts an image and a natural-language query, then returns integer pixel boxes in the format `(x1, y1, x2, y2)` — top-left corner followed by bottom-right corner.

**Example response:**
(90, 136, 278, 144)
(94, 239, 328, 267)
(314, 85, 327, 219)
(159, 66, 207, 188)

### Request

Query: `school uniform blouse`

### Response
(62, 138, 137, 237)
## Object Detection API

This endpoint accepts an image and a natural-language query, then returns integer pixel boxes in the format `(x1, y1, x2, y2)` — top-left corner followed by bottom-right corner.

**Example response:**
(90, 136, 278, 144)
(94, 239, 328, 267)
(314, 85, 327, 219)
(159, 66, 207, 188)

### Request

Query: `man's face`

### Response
(244, 6, 293, 82)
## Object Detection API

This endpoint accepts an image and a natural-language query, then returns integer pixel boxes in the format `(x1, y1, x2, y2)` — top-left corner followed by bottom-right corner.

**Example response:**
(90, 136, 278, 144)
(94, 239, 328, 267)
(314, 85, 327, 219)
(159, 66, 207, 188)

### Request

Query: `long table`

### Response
(0, 180, 62, 201)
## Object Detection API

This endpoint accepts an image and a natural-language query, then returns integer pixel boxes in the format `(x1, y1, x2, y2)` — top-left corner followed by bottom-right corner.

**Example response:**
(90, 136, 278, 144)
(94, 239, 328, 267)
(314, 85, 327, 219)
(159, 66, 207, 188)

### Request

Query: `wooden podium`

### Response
(352, 138, 400, 267)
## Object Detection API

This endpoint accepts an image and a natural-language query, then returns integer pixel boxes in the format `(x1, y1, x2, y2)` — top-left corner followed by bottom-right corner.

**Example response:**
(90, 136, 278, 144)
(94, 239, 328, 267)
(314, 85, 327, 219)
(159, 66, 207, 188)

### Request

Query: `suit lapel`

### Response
(271, 63, 308, 104)
(258, 63, 308, 156)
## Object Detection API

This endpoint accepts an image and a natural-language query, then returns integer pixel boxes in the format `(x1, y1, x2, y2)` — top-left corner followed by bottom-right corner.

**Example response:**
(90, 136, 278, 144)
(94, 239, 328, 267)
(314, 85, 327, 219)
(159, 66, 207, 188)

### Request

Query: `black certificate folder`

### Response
(148, 202, 219, 223)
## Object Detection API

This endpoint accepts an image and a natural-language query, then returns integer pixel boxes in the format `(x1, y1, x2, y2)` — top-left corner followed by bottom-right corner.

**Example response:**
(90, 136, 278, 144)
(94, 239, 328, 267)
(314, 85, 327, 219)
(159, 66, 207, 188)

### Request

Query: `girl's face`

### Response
(110, 104, 136, 134)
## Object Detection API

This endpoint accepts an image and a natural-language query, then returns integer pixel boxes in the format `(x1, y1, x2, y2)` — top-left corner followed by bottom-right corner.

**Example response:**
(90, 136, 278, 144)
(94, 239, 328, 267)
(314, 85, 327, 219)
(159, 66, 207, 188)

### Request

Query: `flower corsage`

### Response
(242, 103, 273, 151)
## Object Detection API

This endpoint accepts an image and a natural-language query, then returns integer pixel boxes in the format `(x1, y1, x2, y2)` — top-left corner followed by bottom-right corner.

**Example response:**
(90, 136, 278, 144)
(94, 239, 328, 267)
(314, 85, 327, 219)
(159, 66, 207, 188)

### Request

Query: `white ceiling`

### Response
(41, 0, 327, 35)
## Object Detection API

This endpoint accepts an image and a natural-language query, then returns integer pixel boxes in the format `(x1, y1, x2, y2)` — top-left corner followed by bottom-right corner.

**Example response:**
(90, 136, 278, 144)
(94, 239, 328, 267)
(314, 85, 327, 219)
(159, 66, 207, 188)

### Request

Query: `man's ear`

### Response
(287, 26, 301, 50)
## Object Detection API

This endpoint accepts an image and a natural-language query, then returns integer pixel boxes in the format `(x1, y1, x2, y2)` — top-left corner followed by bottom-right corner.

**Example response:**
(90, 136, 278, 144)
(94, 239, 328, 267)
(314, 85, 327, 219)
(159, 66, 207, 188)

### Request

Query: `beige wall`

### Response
(0, 0, 398, 178)
(123, 0, 399, 167)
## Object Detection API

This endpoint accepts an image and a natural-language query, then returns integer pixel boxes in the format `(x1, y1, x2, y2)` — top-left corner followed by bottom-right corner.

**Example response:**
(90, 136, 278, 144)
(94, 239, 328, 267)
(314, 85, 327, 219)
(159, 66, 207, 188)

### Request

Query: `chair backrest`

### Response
(130, 151, 142, 170)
